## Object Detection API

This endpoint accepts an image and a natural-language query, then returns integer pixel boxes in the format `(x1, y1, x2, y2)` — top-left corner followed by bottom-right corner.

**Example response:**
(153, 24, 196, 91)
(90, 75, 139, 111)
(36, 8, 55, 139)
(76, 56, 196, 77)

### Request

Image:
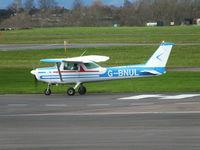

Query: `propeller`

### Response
(30, 69, 38, 87)
(33, 75, 38, 87)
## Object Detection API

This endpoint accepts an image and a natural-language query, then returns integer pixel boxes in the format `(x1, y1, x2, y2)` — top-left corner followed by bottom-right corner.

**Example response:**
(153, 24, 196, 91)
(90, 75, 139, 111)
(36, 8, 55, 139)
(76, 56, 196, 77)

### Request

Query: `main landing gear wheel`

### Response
(67, 87, 75, 96)
(78, 86, 87, 95)
(44, 88, 51, 96)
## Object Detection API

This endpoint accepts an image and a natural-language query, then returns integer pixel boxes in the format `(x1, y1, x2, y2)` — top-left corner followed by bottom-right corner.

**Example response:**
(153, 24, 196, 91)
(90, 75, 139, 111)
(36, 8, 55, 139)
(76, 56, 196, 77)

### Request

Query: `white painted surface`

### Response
(160, 94, 200, 99)
(119, 94, 162, 100)
(87, 104, 110, 107)
(45, 104, 68, 107)
(119, 94, 200, 100)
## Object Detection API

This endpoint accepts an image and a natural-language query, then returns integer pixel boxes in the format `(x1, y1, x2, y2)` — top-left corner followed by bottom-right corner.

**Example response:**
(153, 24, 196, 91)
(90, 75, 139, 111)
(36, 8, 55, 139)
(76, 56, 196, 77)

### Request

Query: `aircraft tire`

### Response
(78, 86, 87, 95)
(67, 87, 75, 96)
(44, 89, 51, 95)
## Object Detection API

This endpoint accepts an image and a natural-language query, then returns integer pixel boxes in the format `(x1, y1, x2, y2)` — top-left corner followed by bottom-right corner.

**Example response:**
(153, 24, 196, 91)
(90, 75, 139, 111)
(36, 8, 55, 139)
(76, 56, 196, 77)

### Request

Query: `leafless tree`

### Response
(24, 0, 35, 11)
(72, 0, 83, 10)
(2, 0, 200, 28)
(38, 0, 58, 9)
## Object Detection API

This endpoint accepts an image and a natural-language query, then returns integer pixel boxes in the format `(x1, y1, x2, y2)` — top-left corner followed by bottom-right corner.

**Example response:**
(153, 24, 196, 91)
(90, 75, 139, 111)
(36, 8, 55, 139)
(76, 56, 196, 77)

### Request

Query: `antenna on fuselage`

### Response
(80, 50, 87, 56)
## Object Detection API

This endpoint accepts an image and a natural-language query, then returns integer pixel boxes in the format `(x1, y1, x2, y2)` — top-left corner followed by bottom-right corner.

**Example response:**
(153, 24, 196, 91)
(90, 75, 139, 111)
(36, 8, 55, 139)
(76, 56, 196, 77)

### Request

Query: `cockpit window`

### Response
(63, 62, 78, 70)
(84, 62, 100, 69)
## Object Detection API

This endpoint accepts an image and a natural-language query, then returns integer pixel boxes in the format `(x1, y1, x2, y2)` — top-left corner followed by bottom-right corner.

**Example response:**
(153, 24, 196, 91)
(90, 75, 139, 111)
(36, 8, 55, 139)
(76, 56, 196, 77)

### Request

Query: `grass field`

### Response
(1, 26, 200, 35)
(0, 45, 200, 68)
(0, 45, 200, 94)
(0, 68, 199, 94)
(0, 26, 199, 94)
(0, 26, 200, 44)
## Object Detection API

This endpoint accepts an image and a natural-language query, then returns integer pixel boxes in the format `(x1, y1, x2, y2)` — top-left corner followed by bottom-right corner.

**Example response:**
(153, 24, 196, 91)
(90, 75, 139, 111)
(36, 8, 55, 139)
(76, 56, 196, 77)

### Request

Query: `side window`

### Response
(64, 62, 78, 70)
(84, 63, 99, 69)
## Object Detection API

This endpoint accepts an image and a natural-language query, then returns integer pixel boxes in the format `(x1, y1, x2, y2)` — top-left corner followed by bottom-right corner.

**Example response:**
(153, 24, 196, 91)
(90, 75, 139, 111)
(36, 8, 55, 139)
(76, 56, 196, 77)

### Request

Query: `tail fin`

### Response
(145, 42, 174, 67)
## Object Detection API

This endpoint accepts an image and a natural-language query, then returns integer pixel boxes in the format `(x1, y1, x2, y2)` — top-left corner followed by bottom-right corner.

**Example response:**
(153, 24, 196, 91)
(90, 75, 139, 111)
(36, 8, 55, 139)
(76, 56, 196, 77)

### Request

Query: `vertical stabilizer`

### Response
(145, 42, 174, 67)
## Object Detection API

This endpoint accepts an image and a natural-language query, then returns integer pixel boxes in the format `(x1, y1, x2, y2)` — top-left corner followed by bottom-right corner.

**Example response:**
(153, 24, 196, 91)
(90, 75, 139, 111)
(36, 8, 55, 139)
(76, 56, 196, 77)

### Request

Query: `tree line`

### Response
(0, 0, 200, 29)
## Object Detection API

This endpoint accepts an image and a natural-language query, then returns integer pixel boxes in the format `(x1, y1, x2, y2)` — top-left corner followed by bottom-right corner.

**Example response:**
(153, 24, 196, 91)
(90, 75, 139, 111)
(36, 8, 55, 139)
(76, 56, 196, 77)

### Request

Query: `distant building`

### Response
(170, 22, 175, 26)
(196, 18, 200, 25)
(181, 19, 193, 25)
(146, 21, 164, 26)
(113, 24, 120, 27)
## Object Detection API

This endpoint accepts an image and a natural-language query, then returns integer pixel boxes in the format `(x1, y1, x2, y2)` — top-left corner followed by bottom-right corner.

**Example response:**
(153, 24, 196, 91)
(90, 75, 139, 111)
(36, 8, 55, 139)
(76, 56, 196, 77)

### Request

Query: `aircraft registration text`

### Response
(108, 69, 139, 77)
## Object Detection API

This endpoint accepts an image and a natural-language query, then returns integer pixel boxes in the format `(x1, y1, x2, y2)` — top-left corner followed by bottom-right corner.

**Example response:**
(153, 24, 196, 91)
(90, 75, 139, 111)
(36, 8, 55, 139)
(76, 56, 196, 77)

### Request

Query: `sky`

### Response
(0, 0, 135, 9)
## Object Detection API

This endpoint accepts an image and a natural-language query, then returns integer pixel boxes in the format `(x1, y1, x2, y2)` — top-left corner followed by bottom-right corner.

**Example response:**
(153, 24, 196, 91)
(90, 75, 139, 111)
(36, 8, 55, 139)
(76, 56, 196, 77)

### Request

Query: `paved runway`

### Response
(0, 93, 200, 150)
(1, 43, 200, 51)
(0, 43, 160, 51)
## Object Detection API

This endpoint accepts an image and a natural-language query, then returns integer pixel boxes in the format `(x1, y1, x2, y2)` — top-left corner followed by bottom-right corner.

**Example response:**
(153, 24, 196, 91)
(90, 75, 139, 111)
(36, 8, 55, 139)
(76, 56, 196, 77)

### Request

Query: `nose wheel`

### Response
(44, 84, 52, 95)
(44, 88, 51, 95)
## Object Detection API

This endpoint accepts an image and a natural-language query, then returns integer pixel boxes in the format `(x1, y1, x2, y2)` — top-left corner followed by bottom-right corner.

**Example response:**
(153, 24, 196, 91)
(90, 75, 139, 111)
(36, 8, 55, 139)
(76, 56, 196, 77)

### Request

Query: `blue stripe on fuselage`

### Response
(38, 67, 57, 70)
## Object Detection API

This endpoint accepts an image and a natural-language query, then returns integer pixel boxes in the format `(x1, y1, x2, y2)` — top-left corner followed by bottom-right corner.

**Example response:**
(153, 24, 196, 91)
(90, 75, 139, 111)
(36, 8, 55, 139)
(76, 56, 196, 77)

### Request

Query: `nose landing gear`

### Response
(44, 84, 52, 95)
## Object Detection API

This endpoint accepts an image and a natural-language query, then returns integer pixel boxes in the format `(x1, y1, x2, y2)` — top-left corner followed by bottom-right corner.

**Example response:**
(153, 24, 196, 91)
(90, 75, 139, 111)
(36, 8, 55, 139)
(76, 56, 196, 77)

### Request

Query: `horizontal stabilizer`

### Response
(140, 70, 162, 75)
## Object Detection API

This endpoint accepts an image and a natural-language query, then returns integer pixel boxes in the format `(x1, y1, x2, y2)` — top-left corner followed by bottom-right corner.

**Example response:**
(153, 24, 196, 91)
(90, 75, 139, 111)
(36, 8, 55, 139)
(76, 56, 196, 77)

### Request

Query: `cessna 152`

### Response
(31, 42, 174, 96)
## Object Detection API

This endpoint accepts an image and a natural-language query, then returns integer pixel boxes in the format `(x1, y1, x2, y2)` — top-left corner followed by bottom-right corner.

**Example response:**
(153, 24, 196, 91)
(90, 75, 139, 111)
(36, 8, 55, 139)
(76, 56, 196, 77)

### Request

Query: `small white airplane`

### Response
(31, 42, 174, 96)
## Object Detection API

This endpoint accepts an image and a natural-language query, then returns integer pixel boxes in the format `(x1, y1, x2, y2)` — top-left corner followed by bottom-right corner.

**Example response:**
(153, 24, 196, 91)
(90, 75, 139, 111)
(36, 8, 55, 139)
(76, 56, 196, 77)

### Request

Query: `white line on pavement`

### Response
(8, 104, 28, 107)
(119, 94, 162, 100)
(87, 104, 110, 107)
(45, 104, 68, 107)
(160, 94, 200, 99)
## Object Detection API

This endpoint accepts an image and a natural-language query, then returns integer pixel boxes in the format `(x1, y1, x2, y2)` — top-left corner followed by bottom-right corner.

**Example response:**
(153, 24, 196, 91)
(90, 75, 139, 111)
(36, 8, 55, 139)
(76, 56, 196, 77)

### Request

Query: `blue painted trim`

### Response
(40, 59, 62, 63)
(161, 42, 174, 46)
(38, 67, 56, 70)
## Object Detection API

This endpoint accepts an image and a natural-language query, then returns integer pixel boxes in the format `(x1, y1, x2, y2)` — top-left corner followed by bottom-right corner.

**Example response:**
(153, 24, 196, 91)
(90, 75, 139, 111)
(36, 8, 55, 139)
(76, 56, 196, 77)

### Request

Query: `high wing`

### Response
(40, 55, 109, 63)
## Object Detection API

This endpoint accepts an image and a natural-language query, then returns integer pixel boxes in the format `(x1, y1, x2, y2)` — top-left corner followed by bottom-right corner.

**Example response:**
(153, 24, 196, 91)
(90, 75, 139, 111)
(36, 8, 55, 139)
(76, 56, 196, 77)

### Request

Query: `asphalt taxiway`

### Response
(1, 93, 200, 150)
(1, 43, 200, 51)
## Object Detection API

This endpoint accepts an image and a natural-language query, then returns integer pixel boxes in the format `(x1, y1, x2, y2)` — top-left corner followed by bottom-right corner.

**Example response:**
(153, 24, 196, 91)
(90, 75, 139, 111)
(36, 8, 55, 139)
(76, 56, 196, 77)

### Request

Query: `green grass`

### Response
(0, 26, 199, 94)
(1, 26, 200, 35)
(0, 45, 200, 68)
(0, 26, 200, 44)
(1, 34, 199, 44)
(0, 68, 199, 94)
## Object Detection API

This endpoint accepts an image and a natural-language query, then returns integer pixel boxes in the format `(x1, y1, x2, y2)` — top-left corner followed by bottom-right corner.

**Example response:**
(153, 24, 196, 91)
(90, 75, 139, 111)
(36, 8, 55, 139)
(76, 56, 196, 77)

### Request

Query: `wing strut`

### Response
(56, 62, 63, 82)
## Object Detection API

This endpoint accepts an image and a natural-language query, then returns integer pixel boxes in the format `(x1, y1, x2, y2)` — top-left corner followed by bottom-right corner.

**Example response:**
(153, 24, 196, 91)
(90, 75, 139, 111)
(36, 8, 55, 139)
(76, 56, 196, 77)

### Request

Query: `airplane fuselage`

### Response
(34, 64, 165, 84)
